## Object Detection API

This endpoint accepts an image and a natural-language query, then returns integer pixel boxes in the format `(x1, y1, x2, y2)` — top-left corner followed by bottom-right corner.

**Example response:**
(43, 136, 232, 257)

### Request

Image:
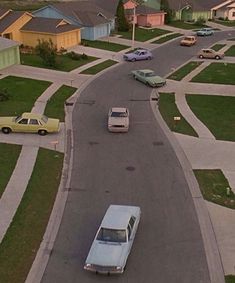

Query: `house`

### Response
(0, 37, 20, 70)
(211, 0, 235, 20)
(33, 1, 115, 40)
(167, 0, 223, 21)
(124, 0, 165, 27)
(0, 8, 81, 49)
(20, 17, 81, 49)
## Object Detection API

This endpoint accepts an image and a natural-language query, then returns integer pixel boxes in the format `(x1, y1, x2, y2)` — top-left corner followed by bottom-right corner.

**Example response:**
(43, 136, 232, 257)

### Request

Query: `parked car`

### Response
(197, 48, 225, 60)
(84, 205, 141, 274)
(196, 28, 214, 36)
(180, 35, 197, 46)
(131, 69, 166, 87)
(108, 107, 129, 132)
(0, 112, 60, 135)
(123, 49, 153, 62)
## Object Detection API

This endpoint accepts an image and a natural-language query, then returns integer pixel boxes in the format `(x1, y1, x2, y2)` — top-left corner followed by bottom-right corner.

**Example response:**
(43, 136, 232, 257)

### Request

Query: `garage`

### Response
(0, 37, 20, 70)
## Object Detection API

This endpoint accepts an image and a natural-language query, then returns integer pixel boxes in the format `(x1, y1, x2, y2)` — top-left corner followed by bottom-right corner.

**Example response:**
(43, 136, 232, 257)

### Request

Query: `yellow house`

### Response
(20, 17, 81, 49)
(0, 8, 81, 49)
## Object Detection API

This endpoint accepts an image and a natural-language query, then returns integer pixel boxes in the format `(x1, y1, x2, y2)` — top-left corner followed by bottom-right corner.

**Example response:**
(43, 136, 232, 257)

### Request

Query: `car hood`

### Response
(147, 76, 165, 83)
(0, 116, 16, 125)
(124, 53, 134, 59)
(108, 117, 129, 126)
(86, 241, 127, 267)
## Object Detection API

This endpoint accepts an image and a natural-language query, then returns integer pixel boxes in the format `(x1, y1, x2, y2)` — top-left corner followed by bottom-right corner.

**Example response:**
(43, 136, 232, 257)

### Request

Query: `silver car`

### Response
(84, 205, 141, 274)
(108, 107, 129, 133)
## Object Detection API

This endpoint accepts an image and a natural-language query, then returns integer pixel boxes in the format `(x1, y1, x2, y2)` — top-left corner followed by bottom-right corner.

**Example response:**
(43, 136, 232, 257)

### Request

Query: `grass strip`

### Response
(21, 53, 98, 72)
(152, 33, 182, 44)
(211, 44, 226, 51)
(82, 40, 129, 51)
(0, 148, 64, 283)
(186, 94, 235, 141)
(214, 20, 235, 27)
(167, 61, 202, 81)
(44, 85, 77, 121)
(225, 275, 235, 283)
(158, 92, 198, 137)
(117, 27, 171, 41)
(167, 20, 207, 30)
(0, 144, 22, 198)
(0, 76, 51, 116)
(191, 62, 235, 85)
(194, 169, 235, 209)
(80, 59, 118, 74)
(225, 45, 235, 56)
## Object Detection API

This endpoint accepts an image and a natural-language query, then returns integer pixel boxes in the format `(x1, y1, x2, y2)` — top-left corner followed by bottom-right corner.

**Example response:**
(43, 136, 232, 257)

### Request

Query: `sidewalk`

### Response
(0, 32, 235, 282)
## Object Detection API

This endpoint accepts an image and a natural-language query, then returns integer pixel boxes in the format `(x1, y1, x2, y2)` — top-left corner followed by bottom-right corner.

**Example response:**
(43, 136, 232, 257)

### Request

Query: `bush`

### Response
(66, 51, 81, 60)
(81, 53, 88, 59)
(0, 89, 9, 101)
(35, 39, 57, 67)
(195, 17, 206, 26)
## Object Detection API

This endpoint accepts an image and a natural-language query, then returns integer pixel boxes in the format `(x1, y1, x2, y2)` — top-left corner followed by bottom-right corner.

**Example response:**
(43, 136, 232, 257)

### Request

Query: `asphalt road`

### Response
(41, 30, 235, 283)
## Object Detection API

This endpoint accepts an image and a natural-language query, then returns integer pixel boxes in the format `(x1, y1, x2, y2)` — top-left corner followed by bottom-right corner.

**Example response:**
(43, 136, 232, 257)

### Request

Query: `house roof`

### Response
(167, 0, 224, 11)
(0, 8, 10, 18)
(0, 36, 19, 51)
(126, 4, 164, 15)
(21, 17, 80, 34)
(91, 0, 119, 15)
(52, 1, 114, 26)
(0, 10, 25, 33)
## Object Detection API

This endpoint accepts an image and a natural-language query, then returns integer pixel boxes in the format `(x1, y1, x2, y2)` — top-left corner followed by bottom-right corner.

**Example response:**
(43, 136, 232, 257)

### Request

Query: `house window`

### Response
(232, 12, 235, 17)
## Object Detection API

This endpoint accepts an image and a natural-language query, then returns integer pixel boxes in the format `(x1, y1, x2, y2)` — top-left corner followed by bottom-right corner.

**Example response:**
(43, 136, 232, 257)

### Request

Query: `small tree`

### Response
(35, 39, 57, 67)
(116, 0, 129, 32)
(161, 0, 174, 24)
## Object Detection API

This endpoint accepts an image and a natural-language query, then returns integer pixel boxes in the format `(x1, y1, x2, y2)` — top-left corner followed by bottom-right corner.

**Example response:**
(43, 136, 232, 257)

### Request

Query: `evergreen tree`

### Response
(161, 0, 174, 24)
(116, 0, 129, 31)
(35, 39, 57, 67)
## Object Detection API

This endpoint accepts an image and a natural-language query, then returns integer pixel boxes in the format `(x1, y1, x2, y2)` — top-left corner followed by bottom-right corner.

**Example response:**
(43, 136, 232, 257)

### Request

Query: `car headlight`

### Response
(84, 263, 91, 268)
(115, 266, 122, 270)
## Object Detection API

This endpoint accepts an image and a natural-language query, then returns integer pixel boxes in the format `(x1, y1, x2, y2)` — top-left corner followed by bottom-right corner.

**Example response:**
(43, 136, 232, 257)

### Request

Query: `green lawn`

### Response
(117, 27, 171, 41)
(194, 169, 235, 209)
(167, 61, 202, 81)
(0, 76, 51, 116)
(0, 148, 64, 283)
(158, 92, 198, 137)
(214, 20, 235, 27)
(211, 44, 226, 51)
(82, 40, 129, 51)
(80, 59, 118, 74)
(44, 85, 77, 121)
(21, 53, 98, 72)
(152, 33, 183, 44)
(225, 45, 235, 56)
(225, 275, 235, 283)
(0, 144, 22, 198)
(167, 20, 207, 30)
(191, 62, 235, 85)
(186, 94, 235, 141)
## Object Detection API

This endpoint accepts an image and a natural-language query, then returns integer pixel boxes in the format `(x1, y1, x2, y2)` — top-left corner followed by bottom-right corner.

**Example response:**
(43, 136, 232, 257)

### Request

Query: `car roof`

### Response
(137, 69, 154, 73)
(101, 205, 140, 230)
(184, 35, 195, 38)
(111, 107, 128, 112)
(21, 112, 43, 119)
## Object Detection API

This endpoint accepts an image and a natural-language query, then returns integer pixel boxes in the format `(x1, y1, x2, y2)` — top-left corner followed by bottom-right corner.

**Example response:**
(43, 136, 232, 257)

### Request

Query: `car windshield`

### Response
(145, 72, 155, 77)
(111, 111, 127, 118)
(96, 228, 127, 243)
(15, 115, 23, 123)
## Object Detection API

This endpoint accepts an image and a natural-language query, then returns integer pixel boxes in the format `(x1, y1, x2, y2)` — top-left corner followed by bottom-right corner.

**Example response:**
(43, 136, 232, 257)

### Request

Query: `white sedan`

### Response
(108, 107, 129, 132)
(84, 205, 141, 274)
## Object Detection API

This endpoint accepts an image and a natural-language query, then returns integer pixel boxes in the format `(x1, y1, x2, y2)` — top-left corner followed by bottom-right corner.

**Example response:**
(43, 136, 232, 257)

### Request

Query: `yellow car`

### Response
(180, 35, 197, 46)
(0, 112, 60, 135)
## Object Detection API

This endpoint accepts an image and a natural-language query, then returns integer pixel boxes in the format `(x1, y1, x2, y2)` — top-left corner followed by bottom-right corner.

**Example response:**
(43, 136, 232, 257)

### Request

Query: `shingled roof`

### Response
(0, 36, 19, 51)
(52, 1, 114, 26)
(0, 8, 10, 18)
(167, 0, 224, 11)
(21, 17, 80, 34)
(0, 10, 25, 33)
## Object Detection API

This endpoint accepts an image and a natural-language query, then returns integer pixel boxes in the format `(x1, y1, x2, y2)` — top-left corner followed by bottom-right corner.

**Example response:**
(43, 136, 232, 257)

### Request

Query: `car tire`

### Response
(134, 75, 138, 80)
(215, 55, 220, 60)
(2, 127, 11, 134)
(38, 129, 48, 136)
(147, 56, 152, 60)
(199, 55, 204, 59)
(131, 58, 136, 62)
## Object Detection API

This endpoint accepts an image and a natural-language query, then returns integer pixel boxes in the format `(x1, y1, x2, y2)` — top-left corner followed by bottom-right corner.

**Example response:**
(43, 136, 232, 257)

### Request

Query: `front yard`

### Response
(167, 61, 202, 81)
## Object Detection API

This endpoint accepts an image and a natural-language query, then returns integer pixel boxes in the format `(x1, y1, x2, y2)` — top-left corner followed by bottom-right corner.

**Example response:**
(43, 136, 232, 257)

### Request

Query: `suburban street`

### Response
(40, 30, 235, 283)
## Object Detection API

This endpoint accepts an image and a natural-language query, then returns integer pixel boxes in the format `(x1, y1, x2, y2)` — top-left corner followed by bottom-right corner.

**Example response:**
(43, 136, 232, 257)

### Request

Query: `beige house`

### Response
(211, 0, 235, 20)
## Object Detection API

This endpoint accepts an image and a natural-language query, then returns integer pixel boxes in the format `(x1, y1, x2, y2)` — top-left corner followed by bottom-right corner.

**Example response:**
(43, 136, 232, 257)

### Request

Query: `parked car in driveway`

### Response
(131, 69, 166, 87)
(108, 107, 129, 132)
(197, 48, 225, 60)
(84, 205, 141, 274)
(180, 35, 197, 46)
(196, 28, 214, 36)
(123, 49, 153, 62)
(0, 112, 60, 135)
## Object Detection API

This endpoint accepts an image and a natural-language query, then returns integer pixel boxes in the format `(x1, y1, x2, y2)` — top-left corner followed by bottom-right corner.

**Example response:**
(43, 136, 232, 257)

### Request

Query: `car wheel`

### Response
(147, 56, 152, 60)
(215, 55, 220, 60)
(38, 129, 48, 136)
(134, 75, 138, 80)
(2, 127, 11, 134)
(131, 58, 136, 62)
(199, 55, 204, 59)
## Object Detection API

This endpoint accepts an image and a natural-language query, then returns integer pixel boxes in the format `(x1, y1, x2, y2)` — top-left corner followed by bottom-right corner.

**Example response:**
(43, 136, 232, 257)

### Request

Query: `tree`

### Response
(161, 0, 174, 24)
(35, 39, 57, 67)
(116, 0, 129, 32)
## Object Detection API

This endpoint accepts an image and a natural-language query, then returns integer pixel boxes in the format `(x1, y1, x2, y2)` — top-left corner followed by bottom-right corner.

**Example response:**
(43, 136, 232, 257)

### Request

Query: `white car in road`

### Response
(108, 107, 129, 132)
(84, 205, 141, 274)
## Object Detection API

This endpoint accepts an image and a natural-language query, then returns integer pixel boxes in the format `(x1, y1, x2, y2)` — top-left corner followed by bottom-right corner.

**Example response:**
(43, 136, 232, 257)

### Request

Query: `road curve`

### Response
(41, 30, 235, 283)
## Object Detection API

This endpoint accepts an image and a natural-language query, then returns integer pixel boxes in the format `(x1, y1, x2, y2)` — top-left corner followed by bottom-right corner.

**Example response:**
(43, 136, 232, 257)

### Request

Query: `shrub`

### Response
(0, 89, 9, 101)
(195, 17, 206, 26)
(66, 51, 81, 60)
(81, 53, 88, 59)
